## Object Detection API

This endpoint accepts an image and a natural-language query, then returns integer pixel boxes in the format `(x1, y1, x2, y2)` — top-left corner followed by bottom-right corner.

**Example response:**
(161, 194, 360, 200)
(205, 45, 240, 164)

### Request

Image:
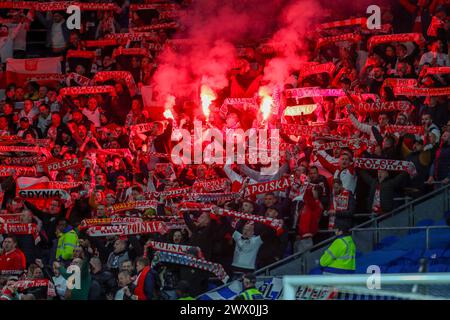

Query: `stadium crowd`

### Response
(0, 0, 449, 300)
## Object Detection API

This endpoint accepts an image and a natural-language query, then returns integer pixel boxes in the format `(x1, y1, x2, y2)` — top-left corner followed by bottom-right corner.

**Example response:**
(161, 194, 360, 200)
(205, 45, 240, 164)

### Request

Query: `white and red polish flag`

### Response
(6, 57, 62, 87)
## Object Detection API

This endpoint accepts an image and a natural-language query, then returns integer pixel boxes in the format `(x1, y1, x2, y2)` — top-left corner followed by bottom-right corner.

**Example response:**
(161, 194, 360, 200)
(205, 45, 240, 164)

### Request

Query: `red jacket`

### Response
(0, 248, 26, 271)
(297, 187, 323, 238)
(134, 266, 151, 300)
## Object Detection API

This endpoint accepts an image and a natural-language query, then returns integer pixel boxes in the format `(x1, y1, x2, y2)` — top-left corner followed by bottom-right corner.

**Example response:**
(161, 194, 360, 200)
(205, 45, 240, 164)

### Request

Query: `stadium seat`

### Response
(375, 236, 400, 250)
(410, 219, 434, 234)
(422, 248, 445, 260)
(428, 264, 448, 273)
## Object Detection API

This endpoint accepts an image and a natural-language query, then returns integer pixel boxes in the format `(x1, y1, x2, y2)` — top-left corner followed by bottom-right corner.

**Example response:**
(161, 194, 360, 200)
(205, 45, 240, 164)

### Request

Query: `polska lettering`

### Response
(46, 158, 80, 172)
(245, 177, 292, 196)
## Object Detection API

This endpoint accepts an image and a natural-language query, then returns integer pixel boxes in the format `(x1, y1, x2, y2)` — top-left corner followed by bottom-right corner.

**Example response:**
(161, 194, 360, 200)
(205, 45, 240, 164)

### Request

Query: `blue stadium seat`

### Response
(375, 236, 400, 250)
(401, 249, 424, 262)
(386, 265, 405, 273)
(428, 264, 448, 273)
(309, 267, 323, 275)
(422, 248, 445, 260)
(410, 219, 434, 234)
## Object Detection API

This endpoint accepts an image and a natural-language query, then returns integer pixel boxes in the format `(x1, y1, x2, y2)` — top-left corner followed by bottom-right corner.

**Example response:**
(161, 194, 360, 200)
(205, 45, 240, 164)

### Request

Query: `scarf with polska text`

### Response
(130, 122, 155, 134)
(316, 33, 362, 48)
(368, 33, 425, 51)
(192, 178, 230, 193)
(280, 123, 329, 136)
(243, 177, 292, 197)
(112, 47, 148, 59)
(0, 166, 37, 177)
(354, 101, 412, 113)
(43, 157, 82, 173)
(385, 125, 424, 135)
(86, 221, 168, 236)
(108, 200, 158, 215)
(12, 279, 56, 297)
(212, 207, 284, 234)
(144, 241, 204, 258)
(354, 158, 417, 176)
(299, 62, 336, 80)
(79, 217, 143, 230)
(151, 251, 229, 283)
(0, 223, 40, 244)
(285, 87, 345, 99)
(93, 71, 137, 97)
(382, 78, 418, 88)
(59, 85, 116, 97)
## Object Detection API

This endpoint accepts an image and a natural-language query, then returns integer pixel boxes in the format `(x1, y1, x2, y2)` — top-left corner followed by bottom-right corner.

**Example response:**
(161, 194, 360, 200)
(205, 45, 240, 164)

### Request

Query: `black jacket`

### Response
(359, 170, 408, 213)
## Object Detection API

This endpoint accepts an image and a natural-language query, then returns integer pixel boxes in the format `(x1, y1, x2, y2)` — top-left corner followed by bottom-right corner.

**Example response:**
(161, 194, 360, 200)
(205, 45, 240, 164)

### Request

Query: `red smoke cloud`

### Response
(152, 0, 395, 105)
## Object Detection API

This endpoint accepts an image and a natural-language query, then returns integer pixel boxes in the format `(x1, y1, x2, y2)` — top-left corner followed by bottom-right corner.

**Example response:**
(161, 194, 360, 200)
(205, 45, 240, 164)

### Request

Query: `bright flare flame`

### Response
(163, 95, 175, 120)
(258, 87, 273, 121)
(200, 85, 216, 119)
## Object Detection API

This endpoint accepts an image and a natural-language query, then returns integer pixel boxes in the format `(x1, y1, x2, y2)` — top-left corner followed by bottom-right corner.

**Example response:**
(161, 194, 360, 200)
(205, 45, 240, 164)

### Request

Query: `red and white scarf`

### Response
(285, 87, 345, 99)
(79, 217, 143, 230)
(144, 241, 204, 258)
(43, 157, 82, 173)
(368, 33, 425, 51)
(319, 18, 367, 30)
(299, 62, 336, 80)
(108, 200, 158, 215)
(112, 47, 148, 59)
(243, 177, 292, 196)
(86, 221, 168, 236)
(85, 39, 118, 48)
(145, 186, 192, 199)
(131, 22, 179, 32)
(66, 50, 96, 60)
(354, 158, 417, 176)
(93, 71, 137, 97)
(59, 85, 116, 97)
(151, 251, 229, 283)
(0, 166, 37, 177)
(281, 123, 329, 136)
(12, 279, 56, 297)
(423, 67, 450, 76)
(394, 86, 450, 96)
(0, 223, 40, 244)
(316, 33, 362, 48)
(385, 125, 424, 135)
(192, 178, 230, 193)
(212, 207, 284, 234)
(354, 101, 412, 113)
